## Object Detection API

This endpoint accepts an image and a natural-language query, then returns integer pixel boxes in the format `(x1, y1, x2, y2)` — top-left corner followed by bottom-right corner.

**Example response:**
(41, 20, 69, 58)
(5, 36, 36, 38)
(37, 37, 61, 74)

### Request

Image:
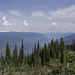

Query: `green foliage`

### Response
(34, 42, 36, 54)
(55, 39, 60, 59)
(41, 49, 46, 66)
(5, 42, 11, 64)
(60, 37, 65, 63)
(37, 41, 40, 54)
(0, 37, 75, 74)
(1, 52, 4, 64)
(44, 43, 50, 63)
(18, 39, 24, 65)
(72, 40, 75, 51)
(12, 43, 18, 66)
(50, 38, 54, 58)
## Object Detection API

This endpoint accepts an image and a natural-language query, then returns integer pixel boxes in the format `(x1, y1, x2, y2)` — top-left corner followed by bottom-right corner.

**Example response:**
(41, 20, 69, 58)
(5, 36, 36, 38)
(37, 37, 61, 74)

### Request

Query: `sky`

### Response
(0, 0, 75, 33)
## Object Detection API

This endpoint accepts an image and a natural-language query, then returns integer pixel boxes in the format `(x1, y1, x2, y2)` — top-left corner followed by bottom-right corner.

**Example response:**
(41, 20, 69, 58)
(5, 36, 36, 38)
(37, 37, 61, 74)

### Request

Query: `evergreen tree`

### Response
(37, 41, 40, 54)
(5, 42, 11, 64)
(1, 52, 4, 64)
(55, 40, 60, 59)
(31, 48, 34, 65)
(24, 55, 27, 64)
(31, 43, 37, 67)
(18, 39, 24, 65)
(73, 41, 75, 51)
(34, 42, 36, 54)
(36, 54, 41, 69)
(50, 38, 54, 58)
(27, 53, 30, 64)
(44, 43, 50, 63)
(13, 43, 18, 65)
(33, 53, 36, 67)
(72, 40, 75, 51)
(60, 37, 65, 63)
(41, 49, 46, 66)
(33, 43, 41, 67)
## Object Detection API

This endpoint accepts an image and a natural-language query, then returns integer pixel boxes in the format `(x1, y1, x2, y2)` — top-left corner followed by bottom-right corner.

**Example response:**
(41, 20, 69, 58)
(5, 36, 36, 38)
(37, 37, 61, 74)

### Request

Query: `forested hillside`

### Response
(0, 32, 75, 55)
(0, 32, 49, 55)
(0, 37, 75, 75)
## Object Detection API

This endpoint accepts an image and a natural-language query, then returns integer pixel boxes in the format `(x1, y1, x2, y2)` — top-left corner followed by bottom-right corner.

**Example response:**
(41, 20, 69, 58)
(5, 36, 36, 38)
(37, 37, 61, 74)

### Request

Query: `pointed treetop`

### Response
(21, 38, 24, 49)
(34, 42, 36, 53)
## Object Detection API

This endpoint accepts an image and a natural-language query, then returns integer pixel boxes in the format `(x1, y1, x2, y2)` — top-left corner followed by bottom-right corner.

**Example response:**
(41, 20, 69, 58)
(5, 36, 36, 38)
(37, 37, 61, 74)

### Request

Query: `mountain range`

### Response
(0, 32, 75, 55)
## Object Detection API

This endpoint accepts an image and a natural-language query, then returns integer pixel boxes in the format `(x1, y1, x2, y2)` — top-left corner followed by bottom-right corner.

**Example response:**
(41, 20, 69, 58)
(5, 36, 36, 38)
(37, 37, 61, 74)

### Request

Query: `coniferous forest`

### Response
(0, 37, 75, 75)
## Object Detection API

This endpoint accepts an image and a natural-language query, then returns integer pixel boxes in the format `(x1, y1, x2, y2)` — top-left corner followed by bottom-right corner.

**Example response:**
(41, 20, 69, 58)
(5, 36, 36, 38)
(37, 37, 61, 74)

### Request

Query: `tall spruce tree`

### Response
(44, 43, 50, 63)
(50, 38, 54, 58)
(72, 40, 75, 51)
(19, 39, 24, 64)
(32, 43, 37, 67)
(5, 42, 11, 64)
(41, 49, 46, 66)
(60, 37, 65, 63)
(34, 42, 36, 54)
(1, 52, 4, 64)
(31, 48, 34, 65)
(27, 53, 30, 64)
(13, 43, 18, 65)
(37, 41, 40, 54)
(33, 53, 36, 67)
(55, 39, 60, 59)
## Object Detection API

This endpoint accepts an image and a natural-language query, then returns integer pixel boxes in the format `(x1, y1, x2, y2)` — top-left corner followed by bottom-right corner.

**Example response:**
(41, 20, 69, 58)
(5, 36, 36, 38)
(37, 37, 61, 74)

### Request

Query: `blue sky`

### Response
(0, 0, 75, 33)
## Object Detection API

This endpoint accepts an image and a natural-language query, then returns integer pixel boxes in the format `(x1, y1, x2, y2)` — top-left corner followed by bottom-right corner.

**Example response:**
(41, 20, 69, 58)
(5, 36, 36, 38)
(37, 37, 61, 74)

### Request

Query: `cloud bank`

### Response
(48, 5, 75, 19)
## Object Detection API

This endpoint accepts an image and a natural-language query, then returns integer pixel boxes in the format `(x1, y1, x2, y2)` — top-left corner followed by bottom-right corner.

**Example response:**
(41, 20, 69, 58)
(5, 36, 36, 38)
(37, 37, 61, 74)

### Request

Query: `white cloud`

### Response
(48, 5, 75, 19)
(24, 20, 28, 26)
(51, 22, 57, 26)
(32, 11, 44, 17)
(2, 16, 16, 26)
(8, 10, 22, 16)
(2, 16, 6, 20)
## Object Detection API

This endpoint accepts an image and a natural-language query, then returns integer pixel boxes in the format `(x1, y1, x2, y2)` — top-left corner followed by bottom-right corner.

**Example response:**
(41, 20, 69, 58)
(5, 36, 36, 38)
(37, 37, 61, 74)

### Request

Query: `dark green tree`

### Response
(60, 37, 65, 63)
(32, 53, 36, 67)
(44, 43, 50, 63)
(27, 53, 30, 64)
(34, 42, 36, 54)
(55, 39, 60, 59)
(72, 40, 75, 51)
(5, 42, 11, 64)
(41, 49, 46, 66)
(31, 48, 34, 65)
(50, 38, 54, 58)
(13, 43, 18, 65)
(37, 41, 40, 54)
(18, 39, 24, 65)
(1, 52, 4, 64)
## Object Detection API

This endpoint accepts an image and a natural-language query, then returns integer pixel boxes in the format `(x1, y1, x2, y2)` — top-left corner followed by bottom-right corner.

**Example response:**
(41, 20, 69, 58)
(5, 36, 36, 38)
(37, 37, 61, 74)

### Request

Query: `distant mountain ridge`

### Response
(0, 32, 75, 55)
(0, 32, 50, 55)
(63, 33, 75, 44)
(43, 32, 75, 45)
(43, 32, 71, 40)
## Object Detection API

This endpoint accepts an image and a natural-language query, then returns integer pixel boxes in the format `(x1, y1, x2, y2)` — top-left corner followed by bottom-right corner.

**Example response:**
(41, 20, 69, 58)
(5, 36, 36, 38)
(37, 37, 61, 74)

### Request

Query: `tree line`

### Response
(0, 37, 75, 74)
